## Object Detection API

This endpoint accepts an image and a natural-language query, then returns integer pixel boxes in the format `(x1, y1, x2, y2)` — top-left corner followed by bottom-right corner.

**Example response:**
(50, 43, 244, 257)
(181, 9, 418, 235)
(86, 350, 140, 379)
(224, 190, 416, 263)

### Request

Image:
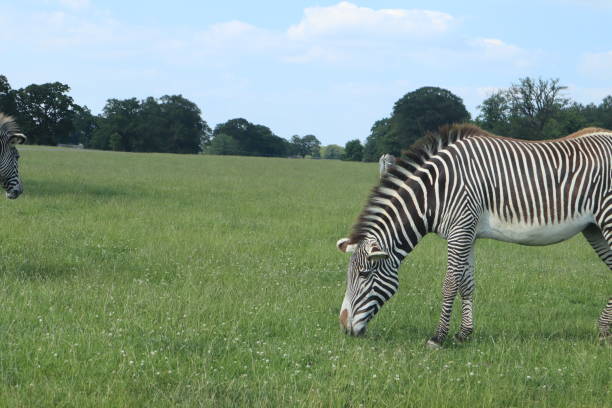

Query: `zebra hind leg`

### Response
(582, 223, 611, 342)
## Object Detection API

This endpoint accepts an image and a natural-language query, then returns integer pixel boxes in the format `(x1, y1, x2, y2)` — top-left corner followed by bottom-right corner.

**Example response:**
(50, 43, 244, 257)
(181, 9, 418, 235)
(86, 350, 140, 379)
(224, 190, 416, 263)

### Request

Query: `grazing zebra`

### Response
(0, 114, 26, 199)
(378, 153, 396, 179)
(337, 124, 611, 348)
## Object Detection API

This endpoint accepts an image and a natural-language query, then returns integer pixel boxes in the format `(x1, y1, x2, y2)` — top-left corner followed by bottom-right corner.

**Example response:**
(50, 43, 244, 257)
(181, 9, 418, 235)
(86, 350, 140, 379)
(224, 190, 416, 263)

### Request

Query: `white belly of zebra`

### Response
(476, 211, 594, 246)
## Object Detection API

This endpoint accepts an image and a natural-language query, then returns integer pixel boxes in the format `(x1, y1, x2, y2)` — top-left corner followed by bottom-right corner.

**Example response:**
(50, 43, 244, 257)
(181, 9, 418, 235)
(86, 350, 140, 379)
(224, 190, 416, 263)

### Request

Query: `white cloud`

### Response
(195, 21, 281, 55)
(190, 2, 456, 64)
(3, 0, 552, 144)
(29, 11, 118, 47)
(579, 51, 612, 79)
(287, 1, 454, 40)
(7, 1, 531, 70)
(469, 38, 534, 68)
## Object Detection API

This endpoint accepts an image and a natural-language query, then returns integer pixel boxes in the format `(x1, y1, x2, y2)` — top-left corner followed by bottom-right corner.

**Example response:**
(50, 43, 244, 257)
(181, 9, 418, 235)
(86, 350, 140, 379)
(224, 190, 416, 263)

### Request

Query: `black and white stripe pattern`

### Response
(338, 124, 612, 346)
(0, 114, 26, 199)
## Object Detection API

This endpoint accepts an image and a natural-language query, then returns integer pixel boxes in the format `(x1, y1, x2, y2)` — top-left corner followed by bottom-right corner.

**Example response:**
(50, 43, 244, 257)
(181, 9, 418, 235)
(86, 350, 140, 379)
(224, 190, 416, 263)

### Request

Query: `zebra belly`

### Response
(476, 212, 594, 246)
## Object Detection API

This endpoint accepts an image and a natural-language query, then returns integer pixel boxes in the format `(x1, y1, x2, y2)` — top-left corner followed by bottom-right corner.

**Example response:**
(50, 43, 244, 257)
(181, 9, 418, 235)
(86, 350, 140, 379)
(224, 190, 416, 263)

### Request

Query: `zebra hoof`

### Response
(454, 333, 471, 343)
(598, 334, 610, 345)
(426, 339, 442, 350)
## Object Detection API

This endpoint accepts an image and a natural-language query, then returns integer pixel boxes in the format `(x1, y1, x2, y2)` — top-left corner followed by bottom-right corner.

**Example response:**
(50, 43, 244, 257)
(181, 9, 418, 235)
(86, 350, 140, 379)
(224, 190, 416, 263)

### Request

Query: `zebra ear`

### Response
(367, 244, 389, 261)
(337, 238, 357, 253)
(9, 133, 26, 145)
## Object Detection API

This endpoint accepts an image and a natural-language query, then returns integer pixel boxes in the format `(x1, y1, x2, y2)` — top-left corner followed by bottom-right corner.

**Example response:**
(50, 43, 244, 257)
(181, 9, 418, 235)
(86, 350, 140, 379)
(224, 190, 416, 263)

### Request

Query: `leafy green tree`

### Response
(0, 75, 17, 116)
(598, 96, 612, 129)
(289, 135, 307, 157)
(475, 91, 511, 135)
(506, 77, 569, 139)
(289, 134, 322, 158)
(556, 103, 591, 135)
(343, 139, 363, 161)
(389, 86, 470, 150)
(206, 133, 241, 155)
(109, 132, 123, 151)
(301, 135, 321, 158)
(91, 95, 209, 153)
(91, 98, 140, 151)
(208, 118, 288, 157)
(477, 78, 575, 140)
(321, 144, 344, 159)
(13, 82, 78, 145)
(68, 105, 97, 146)
(159, 95, 210, 153)
(363, 118, 392, 162)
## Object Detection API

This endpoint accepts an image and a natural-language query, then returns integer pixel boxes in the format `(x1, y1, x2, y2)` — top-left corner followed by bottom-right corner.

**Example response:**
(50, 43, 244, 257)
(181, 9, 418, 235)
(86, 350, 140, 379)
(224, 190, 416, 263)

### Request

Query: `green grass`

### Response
(0, 147, 609, 407)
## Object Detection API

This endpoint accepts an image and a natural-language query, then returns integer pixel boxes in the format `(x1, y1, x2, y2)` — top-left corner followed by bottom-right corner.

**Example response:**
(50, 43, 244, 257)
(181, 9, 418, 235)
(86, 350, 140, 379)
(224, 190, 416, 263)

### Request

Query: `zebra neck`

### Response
(371, 174, 432, 258)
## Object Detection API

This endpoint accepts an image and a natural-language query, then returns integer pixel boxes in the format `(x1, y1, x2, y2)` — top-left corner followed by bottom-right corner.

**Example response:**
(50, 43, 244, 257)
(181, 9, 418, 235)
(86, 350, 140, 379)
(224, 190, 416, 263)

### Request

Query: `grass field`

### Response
(0, 147, 609, 407)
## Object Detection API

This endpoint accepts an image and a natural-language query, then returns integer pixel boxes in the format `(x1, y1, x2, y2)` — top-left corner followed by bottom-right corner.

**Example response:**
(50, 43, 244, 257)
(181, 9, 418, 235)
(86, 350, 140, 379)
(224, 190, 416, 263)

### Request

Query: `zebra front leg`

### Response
(426, 271, 459, 349)
(427, 236, 475, 349)
(455, 247, 476, 342)
(455, 292, 474, 343)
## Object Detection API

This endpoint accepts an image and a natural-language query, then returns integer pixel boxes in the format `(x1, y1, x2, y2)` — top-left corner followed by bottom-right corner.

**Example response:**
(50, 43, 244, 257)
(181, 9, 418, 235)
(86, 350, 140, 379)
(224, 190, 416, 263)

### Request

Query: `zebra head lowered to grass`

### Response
(0, 114, 26, 199)
(337, 124, 612, 348)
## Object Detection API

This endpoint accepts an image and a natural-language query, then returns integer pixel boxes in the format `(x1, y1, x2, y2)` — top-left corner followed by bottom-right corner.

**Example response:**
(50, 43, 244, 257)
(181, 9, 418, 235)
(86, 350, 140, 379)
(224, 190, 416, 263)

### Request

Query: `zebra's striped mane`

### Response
(0, 114, 19, 136)
(348, 123, 487, 243)
(400, 123, 486, 165)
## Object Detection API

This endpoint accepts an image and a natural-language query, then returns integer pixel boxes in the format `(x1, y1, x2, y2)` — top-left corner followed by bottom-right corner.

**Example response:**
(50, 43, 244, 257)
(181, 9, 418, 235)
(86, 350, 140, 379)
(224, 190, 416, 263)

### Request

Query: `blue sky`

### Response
(2, 0, 611, 145)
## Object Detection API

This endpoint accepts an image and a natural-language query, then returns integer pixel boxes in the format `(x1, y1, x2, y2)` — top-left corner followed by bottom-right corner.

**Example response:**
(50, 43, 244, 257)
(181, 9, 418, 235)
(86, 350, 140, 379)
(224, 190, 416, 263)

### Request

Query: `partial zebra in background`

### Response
(0, 114, 26, 199)
(337, 124, 611, 347)
(378, 154, 395, 179)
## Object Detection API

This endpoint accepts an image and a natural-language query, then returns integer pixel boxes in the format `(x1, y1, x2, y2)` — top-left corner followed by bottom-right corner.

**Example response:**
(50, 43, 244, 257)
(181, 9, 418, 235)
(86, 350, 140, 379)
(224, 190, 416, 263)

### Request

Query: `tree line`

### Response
(2, 74, 610, 159)
(358, 78, 612, 162)
(0, 75, 323, 156)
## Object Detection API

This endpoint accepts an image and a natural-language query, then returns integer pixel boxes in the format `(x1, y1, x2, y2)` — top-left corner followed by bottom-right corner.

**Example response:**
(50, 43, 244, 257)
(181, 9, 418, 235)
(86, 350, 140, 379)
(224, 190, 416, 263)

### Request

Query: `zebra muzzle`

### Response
(6, 185, 22, 199)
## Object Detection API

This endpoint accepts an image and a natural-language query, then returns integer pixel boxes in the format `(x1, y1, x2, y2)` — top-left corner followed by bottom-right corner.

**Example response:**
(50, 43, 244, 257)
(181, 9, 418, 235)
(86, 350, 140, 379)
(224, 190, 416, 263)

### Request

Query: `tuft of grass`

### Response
(0, 147, 609, 407)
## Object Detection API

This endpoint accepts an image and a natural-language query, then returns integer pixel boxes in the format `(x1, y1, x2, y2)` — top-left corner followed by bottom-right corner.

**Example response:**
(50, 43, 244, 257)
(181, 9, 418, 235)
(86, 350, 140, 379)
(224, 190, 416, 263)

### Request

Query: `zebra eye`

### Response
(358, 269, 373, 279)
